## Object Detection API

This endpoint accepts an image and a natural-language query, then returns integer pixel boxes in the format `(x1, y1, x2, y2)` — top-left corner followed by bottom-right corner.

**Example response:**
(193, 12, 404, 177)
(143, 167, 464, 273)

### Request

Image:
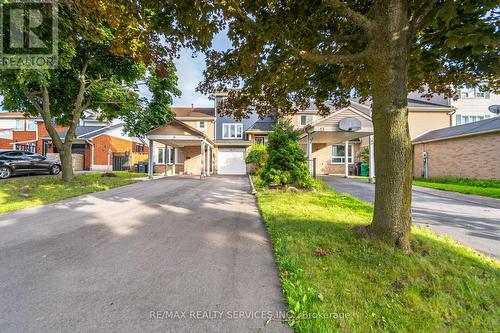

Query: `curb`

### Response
(248, 174, 258, 195)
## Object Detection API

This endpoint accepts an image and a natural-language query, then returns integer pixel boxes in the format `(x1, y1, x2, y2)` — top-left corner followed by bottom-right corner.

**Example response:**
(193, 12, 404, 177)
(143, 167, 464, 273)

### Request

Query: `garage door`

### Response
(217, 148, 247, 175)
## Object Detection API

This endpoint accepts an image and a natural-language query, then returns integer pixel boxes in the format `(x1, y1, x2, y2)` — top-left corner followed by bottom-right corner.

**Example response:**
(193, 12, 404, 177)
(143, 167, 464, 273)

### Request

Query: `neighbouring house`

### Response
(413, 117, 500, 180)
(408, 86, 499, 126)
(146, 93, 456, 177)
(0, 111, 147, 171)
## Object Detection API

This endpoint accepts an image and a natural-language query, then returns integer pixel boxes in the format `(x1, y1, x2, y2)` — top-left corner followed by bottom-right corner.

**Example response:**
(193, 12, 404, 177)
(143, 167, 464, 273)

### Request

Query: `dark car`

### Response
(0, 150, 61, 179)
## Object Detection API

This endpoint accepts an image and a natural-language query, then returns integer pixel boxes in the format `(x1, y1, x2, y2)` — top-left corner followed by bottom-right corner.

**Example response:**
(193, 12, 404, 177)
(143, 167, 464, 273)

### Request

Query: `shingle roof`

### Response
(172, 107, 215, 118)
(247, 120, 276, 132)
(42, 125, 122, 140)
(413, 117, 500, 143)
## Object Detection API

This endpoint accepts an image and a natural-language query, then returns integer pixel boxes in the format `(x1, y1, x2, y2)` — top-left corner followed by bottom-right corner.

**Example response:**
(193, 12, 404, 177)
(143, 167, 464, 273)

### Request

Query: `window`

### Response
(156, 147, 165, 164)
(456, 114, 488, 125)
(300, 115, 315, 126)
(255, 136, 266, 145)
(331, 145, 353, 164)
(197, 121, 207, 131)
(27, 120, 36, 131)
(135, 143, 145, 152)
(166, 147, 176, 164)
(475, 91, 490, 99)
(222, 123, 243, 139)
(15, 119, 24, 131)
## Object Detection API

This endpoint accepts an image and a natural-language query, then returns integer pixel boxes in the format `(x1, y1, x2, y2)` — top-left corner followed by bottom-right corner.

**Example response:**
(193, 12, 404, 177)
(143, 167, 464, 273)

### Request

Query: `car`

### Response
(0, 150, 62, 179)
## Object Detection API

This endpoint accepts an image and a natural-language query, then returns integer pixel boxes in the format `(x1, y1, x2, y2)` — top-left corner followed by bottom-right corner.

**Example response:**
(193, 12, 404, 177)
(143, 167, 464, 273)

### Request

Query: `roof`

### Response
(246, 120, 276, 132)
(349, 98, 454, 113)
(42, 124, 123, 140)
(0, 112, 28, 118)
(413, 117, 500, 143)
(172, 107, 215, 118)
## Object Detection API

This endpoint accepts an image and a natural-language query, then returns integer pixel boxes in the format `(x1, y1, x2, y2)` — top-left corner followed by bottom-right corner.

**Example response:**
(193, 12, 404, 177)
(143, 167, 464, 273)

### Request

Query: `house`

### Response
(146, 93, 455, 178)
(0, 111, 147, 171)
(413, 117, 500, 180)
(408, 86, 499, 126)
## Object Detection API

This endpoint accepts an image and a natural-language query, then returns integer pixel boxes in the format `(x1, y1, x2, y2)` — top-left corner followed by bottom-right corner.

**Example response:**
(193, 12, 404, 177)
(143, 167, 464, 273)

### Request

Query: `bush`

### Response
(261, 120, 314, 188)
(245, 144, 268, 172)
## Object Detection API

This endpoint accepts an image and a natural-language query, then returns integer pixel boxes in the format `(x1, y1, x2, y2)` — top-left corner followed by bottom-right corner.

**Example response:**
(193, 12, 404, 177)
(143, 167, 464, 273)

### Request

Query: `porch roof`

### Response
(146, 119, 215, 147)
(299, 107, 373, 144)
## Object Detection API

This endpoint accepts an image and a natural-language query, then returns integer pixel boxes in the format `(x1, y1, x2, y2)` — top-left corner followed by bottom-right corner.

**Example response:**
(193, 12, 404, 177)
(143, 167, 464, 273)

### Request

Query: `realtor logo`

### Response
(0, 0, 58, 68)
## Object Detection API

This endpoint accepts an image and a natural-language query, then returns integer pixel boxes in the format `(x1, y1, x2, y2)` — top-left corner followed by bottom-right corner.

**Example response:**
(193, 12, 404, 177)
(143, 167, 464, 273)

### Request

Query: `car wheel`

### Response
(0, 166, 12, 179)
(50, 165, 61, 175)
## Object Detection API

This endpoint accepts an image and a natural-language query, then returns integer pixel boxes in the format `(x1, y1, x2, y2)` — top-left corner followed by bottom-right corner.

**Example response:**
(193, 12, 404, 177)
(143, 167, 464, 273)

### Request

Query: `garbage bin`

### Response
(134, 163, 140, 173)
(355, 162, 362, 176)
(137, 162, 148, 174)
(361, 163, 369, 177)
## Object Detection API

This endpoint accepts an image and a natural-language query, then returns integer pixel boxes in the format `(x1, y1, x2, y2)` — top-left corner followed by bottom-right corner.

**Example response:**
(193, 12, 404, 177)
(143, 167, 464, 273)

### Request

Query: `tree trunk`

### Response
(59, 144, 75, 182)
(366, 0, 413, 252)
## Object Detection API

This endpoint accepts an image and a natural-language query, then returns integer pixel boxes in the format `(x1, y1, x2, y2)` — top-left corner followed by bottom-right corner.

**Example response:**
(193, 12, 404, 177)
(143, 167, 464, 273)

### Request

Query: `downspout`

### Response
(88, 140, 95, 170)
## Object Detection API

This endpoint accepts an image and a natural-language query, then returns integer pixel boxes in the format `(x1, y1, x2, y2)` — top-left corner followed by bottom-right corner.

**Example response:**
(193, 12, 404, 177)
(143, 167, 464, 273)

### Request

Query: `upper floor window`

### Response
(15, 119, 24, 131)
(197, 121, 207, 131)
(27, 120, 36, 131)
(135, 143, 145, 152)
(459, 87, 490, 99)
(300, 115, 315, 126)
(456, 114, 489, 125)
(223, 123, 243, 139)
(331, 144, 353, 164)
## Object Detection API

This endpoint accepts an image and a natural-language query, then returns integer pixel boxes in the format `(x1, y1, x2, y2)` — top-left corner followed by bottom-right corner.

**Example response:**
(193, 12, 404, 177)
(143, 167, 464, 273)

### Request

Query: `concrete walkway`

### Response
(322, 176, 500, 259)
(0, 176, 290, 333)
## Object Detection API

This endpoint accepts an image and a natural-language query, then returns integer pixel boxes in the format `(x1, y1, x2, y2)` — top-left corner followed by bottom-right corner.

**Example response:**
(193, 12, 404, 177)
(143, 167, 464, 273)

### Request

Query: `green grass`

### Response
(0, 172, 146, 214)
(413, 177, 500, 199)
(257, 189, 499, 332)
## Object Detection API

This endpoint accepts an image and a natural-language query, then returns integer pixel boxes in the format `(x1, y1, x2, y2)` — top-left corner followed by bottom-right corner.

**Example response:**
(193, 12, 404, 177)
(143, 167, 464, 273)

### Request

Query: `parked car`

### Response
(0, 150, 61, 179)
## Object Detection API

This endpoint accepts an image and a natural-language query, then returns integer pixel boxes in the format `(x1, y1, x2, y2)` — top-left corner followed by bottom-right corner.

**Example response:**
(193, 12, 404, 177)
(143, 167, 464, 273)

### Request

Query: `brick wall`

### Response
(413, 131, 500, 180)
(91, 134, 136, 166)
(306, 142, 362, 175)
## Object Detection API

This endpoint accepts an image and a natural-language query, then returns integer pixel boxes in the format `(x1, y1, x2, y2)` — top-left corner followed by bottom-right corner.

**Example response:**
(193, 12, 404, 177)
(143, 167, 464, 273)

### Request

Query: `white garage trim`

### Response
(217, 148, 247, 175)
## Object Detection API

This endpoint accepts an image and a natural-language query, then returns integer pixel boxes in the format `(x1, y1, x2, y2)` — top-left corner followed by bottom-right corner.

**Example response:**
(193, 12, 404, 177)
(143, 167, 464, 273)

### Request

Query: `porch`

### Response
(299, 107, 375, 181)
(146, 120, 215, 179)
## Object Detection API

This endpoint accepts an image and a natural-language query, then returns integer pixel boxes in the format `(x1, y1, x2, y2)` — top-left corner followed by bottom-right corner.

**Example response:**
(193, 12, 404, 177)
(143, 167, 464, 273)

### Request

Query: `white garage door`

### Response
(217, 148, 247, 175)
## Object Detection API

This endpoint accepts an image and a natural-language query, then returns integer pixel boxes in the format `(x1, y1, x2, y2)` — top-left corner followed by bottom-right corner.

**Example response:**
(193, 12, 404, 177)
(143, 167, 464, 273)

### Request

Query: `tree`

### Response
(0, 1, 179, 182)
(189, 0, 499, 251)
(261, 121, 314, 189)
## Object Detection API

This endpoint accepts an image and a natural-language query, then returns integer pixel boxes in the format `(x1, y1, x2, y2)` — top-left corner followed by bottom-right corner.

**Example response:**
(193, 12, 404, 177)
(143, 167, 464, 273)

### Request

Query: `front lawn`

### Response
(257, 189, 499, 332)
(413, 177, 500, 199)
(0, 172, 146, 214)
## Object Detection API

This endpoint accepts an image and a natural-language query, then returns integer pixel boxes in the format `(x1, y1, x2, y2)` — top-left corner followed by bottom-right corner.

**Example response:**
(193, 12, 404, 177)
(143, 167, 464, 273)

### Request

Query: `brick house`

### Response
(0, 111, 147, 171)
(413, 117, 500, 180)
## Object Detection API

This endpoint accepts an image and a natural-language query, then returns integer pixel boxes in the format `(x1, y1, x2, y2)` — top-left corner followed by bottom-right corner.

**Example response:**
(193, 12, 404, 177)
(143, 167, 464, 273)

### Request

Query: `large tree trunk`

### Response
(59, 144, 75, 182)
(366, 0, 413, 252)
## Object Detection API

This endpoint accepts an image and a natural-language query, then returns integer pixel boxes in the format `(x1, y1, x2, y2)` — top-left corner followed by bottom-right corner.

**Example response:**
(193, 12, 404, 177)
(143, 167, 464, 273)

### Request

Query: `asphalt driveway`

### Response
(322, 176, 500, 258)
(0, 176, 290, 333)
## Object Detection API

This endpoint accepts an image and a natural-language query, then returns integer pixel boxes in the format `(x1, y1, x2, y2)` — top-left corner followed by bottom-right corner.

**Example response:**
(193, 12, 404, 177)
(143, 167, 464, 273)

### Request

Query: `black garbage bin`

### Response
(137, 162, 148, 174)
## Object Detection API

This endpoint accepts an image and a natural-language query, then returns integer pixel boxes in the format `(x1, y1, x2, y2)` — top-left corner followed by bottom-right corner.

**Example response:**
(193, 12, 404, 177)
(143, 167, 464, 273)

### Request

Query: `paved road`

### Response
(322, 176, 500, 259)
(0, 176, 290, 333)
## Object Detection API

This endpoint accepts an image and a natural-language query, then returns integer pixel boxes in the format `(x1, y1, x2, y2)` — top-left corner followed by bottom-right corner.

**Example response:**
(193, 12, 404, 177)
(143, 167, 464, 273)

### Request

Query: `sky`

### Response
(169, 32, 231, 107)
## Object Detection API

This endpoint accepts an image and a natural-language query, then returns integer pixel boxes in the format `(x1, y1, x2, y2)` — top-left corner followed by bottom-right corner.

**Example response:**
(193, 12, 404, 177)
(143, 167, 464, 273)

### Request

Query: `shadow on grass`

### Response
(0, 173, 144, 214)
(257, 190, 499, 333)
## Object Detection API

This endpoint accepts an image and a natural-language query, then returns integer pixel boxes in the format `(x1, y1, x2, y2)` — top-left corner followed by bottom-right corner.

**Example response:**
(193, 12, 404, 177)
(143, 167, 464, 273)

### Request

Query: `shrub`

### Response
(261, 120, 314, 188)
(245, 144, 268, 172)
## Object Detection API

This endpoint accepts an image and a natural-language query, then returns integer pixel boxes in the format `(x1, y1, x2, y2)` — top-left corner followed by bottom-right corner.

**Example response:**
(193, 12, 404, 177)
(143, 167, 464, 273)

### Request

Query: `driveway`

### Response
(322, 176, 500, 259)
(0, 176, 290, 333)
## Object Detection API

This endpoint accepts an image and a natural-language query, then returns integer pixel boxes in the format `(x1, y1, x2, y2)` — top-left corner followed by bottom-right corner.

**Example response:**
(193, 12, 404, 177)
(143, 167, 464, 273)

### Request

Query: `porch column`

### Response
(172, 148, 176, 175)
(344, 141, 349, 178)
(307, 133, 313, 175)
(164, 146, 168, 176)
(148, 139, 154, 179)
(200, 141, 205, 178)
(369, 135, 375, 183)
(206, 146, 211, 176)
